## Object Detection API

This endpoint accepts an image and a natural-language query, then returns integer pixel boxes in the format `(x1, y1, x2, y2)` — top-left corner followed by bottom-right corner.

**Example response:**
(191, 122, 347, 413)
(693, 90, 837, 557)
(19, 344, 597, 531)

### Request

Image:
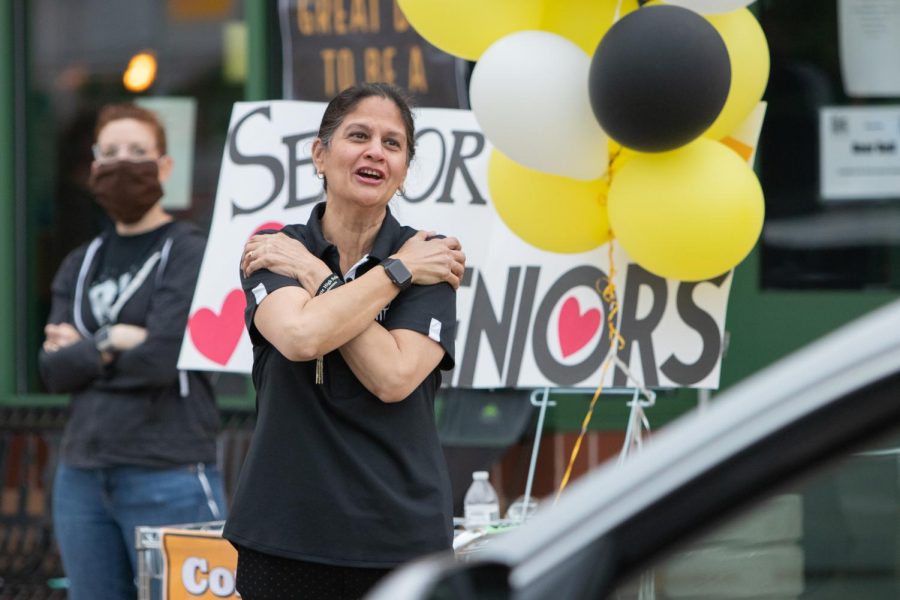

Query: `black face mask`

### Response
(88, 160, 163, 224)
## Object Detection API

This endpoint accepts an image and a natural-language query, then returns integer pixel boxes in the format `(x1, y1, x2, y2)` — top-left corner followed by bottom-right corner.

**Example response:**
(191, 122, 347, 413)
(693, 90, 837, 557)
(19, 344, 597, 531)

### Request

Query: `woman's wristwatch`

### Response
(381, 258, 412, 291)
(93, 325, 115, 353)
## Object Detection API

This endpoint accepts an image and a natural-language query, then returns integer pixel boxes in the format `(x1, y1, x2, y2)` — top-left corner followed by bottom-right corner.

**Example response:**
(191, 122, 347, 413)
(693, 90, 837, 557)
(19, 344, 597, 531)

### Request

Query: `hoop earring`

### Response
(316, 171, 324, 180)
(395, 186, 405, 197)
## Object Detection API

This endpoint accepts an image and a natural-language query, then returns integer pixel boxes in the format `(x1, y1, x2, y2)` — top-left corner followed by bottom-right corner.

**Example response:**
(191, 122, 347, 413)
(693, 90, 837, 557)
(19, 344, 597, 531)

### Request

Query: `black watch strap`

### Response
(381, 258, 412, 291)
(94, 324, 114, 353)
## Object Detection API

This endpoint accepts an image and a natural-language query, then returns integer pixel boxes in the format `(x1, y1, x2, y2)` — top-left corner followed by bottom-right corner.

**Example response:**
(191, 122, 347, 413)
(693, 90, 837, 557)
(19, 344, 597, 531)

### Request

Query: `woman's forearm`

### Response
(256, 266, 400, 361)
(339, 325, 444, 403)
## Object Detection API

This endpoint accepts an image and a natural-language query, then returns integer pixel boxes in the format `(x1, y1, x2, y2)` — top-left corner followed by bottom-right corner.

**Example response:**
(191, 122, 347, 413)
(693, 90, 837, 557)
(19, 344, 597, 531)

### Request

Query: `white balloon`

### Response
(663, 0, 756, 15)
(470, 31, 607, 181)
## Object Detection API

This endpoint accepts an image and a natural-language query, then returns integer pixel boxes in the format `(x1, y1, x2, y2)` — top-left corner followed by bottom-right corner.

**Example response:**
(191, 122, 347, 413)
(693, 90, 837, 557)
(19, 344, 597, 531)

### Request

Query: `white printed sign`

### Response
(839, 0, 900, 97)
(178, 101, 735, 389)
(820, 106, 900, 200)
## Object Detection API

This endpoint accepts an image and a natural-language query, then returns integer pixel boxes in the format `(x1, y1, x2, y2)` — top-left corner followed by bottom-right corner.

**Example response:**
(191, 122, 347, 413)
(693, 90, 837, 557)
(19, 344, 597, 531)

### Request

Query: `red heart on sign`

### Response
(188, 289, 246, 366)
(558, 297, 602, 358)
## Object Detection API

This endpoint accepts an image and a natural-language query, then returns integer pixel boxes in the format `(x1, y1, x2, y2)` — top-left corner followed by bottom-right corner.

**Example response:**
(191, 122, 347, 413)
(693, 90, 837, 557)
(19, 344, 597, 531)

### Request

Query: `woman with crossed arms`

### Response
(224, 83, 466, 599)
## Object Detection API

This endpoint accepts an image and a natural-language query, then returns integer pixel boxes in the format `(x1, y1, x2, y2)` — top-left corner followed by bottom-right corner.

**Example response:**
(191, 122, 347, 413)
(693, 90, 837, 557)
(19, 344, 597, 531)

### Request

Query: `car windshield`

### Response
(610, 426, 900, 599)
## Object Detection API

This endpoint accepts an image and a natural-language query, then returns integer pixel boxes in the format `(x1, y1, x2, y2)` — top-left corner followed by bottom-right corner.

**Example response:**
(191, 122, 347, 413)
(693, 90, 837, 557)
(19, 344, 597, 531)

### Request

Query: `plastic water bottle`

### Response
(463, 471, 500, 530)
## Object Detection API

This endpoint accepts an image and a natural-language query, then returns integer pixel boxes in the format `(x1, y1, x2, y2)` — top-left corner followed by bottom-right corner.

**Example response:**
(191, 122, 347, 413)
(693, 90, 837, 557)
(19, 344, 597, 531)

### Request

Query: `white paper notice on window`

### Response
(839, 0, 900, 97)
(820, 106, 900, 201)
(136, 97, 197, 211)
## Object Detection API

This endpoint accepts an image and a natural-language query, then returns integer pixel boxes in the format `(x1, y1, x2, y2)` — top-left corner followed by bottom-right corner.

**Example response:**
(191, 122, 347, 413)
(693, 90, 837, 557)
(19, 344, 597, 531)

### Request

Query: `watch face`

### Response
(385, 259, 412, 289)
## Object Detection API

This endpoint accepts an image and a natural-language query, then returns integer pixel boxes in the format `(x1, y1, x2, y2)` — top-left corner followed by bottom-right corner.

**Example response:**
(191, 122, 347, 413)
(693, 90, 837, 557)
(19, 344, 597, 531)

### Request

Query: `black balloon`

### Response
(588, 4, 731, 153)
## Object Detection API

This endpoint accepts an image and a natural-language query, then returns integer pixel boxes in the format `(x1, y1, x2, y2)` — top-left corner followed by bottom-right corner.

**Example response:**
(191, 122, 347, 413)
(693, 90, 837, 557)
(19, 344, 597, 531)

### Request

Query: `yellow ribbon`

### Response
(556, 240, 623, 502)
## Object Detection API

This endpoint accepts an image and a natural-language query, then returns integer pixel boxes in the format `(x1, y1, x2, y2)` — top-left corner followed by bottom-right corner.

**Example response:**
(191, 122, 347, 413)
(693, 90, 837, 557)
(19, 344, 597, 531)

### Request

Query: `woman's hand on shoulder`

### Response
(242, 232, 329, 293)
(394, 230, 466, 289)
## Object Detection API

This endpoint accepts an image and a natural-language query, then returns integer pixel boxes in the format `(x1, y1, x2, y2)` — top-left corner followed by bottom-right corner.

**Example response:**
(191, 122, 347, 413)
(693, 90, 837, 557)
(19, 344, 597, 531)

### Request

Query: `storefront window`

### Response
(23, 0, 246, 393)
(759, 0, 900, 290)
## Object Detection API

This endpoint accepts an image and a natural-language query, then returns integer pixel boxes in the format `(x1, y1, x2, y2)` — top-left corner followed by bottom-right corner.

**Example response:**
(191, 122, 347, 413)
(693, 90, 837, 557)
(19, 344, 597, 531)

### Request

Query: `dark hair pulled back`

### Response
(317, 83, 416, 166)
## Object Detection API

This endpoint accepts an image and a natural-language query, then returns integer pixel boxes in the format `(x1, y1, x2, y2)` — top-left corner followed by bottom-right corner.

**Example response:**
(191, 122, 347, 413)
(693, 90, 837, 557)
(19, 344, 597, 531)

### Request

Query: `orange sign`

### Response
(162, 529, 238, 599)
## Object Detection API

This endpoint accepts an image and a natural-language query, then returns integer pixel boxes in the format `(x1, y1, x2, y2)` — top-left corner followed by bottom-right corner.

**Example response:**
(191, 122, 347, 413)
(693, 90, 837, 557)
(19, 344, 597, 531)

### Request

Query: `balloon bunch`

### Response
(399, 0, 769, 281)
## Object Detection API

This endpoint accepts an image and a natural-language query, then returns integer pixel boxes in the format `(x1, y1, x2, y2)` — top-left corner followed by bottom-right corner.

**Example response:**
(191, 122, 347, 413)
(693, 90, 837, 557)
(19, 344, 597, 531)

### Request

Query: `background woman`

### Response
(40, 103, 225, 600)
(224, 83, 465, 600)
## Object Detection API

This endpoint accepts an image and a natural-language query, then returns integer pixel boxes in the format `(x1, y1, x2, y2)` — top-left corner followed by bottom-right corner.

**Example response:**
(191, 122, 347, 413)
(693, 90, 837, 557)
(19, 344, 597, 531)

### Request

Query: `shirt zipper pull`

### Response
(316, 356, 324, 385)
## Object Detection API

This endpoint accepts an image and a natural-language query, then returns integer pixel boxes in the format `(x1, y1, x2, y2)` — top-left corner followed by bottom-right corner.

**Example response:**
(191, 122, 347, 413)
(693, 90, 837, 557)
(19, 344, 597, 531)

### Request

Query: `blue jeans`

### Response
(52, 463, 226, 600)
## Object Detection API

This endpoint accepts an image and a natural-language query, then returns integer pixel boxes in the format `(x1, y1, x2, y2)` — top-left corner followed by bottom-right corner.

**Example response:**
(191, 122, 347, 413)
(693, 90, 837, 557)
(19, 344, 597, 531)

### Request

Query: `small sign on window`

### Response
(819, 106, 900, 201)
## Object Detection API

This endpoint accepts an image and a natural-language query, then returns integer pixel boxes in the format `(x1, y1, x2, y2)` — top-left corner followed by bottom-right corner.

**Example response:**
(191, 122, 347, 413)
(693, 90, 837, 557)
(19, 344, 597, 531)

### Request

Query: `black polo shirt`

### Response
(223, 203, 456, 567)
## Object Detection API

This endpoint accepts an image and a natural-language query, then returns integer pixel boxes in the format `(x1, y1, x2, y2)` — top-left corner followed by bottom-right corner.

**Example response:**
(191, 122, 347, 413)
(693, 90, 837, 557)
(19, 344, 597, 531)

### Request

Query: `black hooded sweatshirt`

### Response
(39, 221, 218, 468)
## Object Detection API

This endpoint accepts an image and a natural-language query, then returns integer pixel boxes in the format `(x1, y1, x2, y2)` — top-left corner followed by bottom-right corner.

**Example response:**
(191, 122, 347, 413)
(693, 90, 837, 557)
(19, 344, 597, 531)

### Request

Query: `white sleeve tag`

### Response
(429, 318, 442, 343)
(252, 283, 268, 305)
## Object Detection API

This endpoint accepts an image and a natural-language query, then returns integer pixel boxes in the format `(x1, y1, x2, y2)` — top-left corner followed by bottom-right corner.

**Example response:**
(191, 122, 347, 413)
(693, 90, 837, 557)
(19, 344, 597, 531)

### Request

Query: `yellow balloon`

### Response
(489, 150, 612, 254)
(541, 0, 640, 54)
(703, 9, 770, 140)
(607, 139, 764, 281)
(397, 0, 543, 60)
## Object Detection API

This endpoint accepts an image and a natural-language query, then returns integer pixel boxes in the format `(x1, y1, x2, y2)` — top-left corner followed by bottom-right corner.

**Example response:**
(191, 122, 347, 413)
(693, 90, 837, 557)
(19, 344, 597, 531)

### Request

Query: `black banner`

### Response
(279, 0, 469, 108)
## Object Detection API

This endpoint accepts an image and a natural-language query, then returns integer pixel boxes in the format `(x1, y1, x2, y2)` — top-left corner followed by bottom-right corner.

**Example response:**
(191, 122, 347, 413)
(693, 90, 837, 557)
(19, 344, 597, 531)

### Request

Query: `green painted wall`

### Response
(721, 249, 896, 391)
(1, 0, 15, 403)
